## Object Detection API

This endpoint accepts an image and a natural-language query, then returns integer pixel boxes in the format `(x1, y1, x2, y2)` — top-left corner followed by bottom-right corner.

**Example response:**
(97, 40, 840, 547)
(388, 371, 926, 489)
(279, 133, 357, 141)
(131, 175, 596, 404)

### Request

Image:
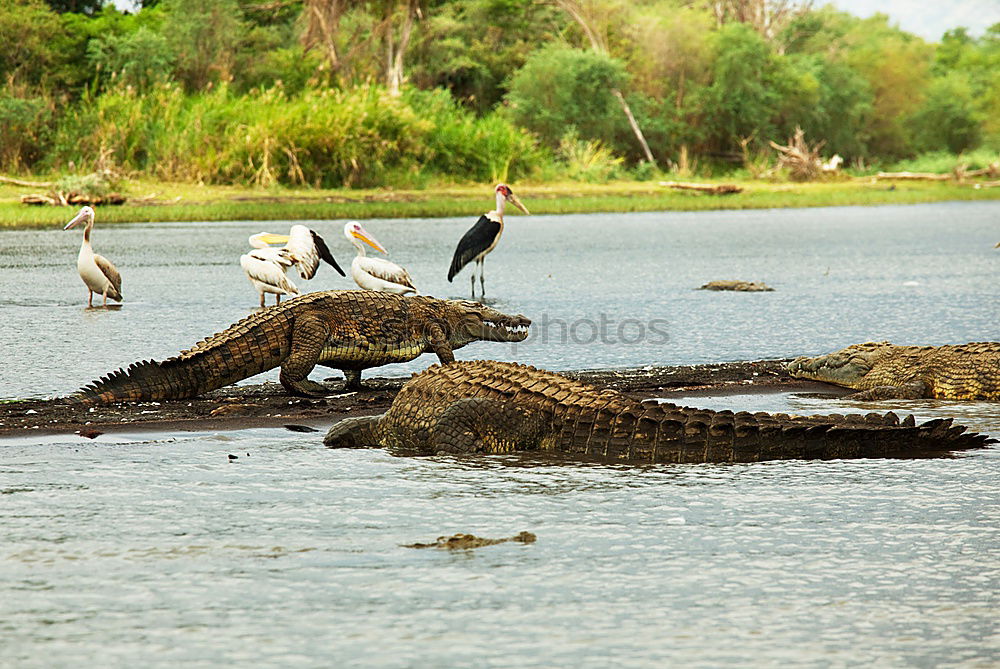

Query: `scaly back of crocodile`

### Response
(67, 295, 310, 405)
(861, 342, 1000, 400)
(370, 361, 993, 463)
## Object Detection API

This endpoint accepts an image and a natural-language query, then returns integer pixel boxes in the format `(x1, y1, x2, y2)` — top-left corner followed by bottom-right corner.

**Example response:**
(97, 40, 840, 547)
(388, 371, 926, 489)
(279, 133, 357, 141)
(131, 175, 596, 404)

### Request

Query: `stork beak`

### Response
(352, 228, 388, 254)
(63, 209, 90, 230)
(506, 192, 530, 215)
(257, 233, 290, 245)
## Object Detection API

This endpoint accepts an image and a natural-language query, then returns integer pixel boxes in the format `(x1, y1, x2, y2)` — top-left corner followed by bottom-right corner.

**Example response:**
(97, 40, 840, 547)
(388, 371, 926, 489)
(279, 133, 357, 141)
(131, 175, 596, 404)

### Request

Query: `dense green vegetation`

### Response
(2, 0, 999, 188)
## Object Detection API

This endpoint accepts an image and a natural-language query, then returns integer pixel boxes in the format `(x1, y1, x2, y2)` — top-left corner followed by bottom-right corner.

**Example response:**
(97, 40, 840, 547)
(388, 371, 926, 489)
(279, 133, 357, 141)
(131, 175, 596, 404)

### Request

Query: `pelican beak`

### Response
(507, 192, 530, 215)
(64, 209, 90, 230)
(257, 233, 290, 245)
(352, 228, 388, 254)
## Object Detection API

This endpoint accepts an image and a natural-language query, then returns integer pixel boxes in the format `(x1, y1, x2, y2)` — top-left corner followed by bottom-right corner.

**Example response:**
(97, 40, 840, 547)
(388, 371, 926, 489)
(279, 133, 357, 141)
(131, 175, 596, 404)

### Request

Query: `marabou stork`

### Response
(240, 225, 345, 307)
(344, 221, 417, 294)
(64, 206, 123, 307)
(447, 183, 529, 299)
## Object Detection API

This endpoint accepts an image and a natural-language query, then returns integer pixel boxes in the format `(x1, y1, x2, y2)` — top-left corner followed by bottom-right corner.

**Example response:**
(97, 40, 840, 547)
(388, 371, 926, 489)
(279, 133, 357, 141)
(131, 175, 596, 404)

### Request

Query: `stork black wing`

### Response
(311, 229, 346, 277)
(447, 215, 501, 281)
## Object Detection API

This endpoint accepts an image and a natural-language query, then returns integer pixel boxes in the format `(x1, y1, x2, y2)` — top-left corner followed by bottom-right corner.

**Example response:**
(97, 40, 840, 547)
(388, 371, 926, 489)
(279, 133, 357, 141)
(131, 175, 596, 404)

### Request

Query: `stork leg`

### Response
(478, 259, 486, 299)
(469, 270, 476, 300)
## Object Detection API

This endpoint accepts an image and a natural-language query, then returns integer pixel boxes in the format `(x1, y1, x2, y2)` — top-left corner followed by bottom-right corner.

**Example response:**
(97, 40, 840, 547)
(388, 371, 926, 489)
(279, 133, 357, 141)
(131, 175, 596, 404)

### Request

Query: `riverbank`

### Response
(0, 359, 833, 438)
(2, 177, 999, 228)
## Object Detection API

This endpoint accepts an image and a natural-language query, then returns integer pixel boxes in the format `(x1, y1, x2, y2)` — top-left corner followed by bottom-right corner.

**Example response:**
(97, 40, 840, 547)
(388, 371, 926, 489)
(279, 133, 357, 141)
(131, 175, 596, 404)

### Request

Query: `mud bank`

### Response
(0, 358, 833, 439)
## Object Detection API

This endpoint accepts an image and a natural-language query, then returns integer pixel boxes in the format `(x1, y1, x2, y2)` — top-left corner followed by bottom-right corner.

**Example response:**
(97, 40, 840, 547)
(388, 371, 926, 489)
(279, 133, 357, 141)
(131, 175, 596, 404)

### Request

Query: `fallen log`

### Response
(874, 171, 952, 181)
(660, 181, 743, 194)
(21, 191, 127, 206)
(0, 175, 54, 188)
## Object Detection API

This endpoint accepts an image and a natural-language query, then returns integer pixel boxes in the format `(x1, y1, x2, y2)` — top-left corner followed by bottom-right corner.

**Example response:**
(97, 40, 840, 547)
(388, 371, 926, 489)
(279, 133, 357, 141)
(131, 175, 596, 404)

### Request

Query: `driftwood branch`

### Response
(769, 126, 825, 181)
(873, 171, 952, 181)
(21, 192, 126, 206)
(660, 181, 743, 194)
(0, 175, 54, 188)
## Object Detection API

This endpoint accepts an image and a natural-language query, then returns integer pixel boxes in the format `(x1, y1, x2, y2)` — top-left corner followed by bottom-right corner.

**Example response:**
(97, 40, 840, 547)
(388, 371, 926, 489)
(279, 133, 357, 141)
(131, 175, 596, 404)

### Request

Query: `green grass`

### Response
(2, 178, 998, 229)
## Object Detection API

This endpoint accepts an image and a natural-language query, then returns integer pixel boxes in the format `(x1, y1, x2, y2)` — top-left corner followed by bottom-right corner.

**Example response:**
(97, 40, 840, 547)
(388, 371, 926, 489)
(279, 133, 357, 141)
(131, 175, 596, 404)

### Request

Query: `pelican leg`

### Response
(87, 290, 93, 307)
(259, 293, 266, 308)
(276, 294, 282, 305)
(102, 289, 108, 307)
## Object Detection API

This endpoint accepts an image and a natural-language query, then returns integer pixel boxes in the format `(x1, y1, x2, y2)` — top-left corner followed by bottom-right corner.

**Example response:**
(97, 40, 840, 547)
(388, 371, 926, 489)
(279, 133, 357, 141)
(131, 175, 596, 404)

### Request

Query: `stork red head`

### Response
(494, 183, 530, 215)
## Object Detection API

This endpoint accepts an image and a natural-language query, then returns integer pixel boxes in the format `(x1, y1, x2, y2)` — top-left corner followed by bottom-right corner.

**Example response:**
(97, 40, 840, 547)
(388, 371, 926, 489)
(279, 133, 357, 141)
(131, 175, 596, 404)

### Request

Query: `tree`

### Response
(699, 22, 784, 152)
(162, 0, 245, 91)
(87, 26, 173, 91)
(909, 75, 981, 154)
(0, 0, 64, 87)
(505, 44, 627, 149)
(44, 0, 105, 14)
(553, 0, 656, 164)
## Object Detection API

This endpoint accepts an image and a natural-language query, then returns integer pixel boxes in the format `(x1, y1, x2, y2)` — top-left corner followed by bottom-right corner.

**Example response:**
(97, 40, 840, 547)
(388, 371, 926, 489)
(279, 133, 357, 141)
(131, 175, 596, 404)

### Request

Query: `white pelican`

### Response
(240, 225, 345, 307)
(344, 221, 417, 294)
(64, 206, 123, 307)
(447, 183, 529, 299)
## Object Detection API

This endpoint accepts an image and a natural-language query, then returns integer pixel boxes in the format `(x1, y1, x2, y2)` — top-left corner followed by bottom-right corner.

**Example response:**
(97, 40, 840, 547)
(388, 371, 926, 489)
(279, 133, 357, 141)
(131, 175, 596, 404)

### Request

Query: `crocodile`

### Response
(324, 360, 993, 463)
(69, 291, 530, 405)
(787, 342, 1000, 401)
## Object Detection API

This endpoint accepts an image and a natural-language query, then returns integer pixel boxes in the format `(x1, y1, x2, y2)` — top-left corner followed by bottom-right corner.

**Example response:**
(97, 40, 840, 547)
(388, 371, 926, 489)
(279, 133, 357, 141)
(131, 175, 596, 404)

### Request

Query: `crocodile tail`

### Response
(635, 405, 994, 463)
(65, 355, 211, 406)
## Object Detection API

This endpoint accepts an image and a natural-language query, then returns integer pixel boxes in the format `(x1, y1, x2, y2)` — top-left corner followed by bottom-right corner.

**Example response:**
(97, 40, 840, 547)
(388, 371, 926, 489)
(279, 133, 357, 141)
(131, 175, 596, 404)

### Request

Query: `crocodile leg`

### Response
(324, 415, 381, 448)
(428, 323, 455, 363)
(428, 398, 546, 455)
(343, 369, 369, 391)
(279, 316, 332, 396)
(848, 381, 928, 400)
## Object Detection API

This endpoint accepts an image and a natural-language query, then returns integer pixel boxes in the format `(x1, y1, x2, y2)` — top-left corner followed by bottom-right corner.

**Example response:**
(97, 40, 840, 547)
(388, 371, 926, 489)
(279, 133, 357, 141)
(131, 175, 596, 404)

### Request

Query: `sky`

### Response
(825, 0, 1000, 40)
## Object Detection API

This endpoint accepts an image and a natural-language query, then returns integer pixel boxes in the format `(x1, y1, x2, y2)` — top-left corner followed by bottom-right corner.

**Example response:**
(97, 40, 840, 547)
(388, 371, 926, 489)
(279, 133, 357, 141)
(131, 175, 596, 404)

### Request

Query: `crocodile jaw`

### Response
(787, 342, 892, 388)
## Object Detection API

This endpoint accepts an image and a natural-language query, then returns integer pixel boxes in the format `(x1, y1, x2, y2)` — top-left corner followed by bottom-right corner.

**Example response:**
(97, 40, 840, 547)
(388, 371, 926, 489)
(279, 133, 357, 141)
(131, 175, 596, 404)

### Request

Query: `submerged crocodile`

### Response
(325, 360, 992, 463)
(69, 291, 530, 405)
(787, 342, 1000, 401)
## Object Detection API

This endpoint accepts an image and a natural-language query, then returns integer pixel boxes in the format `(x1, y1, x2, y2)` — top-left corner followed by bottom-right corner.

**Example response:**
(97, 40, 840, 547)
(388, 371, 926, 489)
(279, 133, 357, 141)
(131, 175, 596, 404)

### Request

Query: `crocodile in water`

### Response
(324, 360, 993, 463)
(787, 341, 999, 400)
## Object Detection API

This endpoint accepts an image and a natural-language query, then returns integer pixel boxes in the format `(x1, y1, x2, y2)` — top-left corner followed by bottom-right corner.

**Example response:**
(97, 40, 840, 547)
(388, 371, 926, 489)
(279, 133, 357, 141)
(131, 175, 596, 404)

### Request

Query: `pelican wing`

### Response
(285, 225, 345, 279)
(356, 256, 416, 291)
(448, 214, 501, 281)
(93, 254, 123, 300)
(240, 252, 298, 294)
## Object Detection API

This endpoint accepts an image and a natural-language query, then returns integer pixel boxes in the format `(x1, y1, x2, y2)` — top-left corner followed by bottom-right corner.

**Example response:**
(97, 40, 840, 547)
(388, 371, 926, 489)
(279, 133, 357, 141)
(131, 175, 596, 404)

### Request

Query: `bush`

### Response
(505, 45, 628, 151)
(0, 91, 53, 171)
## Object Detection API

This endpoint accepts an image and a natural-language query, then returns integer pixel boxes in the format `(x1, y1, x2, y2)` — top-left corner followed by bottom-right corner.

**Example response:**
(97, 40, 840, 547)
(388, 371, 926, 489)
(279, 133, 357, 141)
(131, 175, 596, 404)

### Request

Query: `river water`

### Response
(2, 202, 998, 666)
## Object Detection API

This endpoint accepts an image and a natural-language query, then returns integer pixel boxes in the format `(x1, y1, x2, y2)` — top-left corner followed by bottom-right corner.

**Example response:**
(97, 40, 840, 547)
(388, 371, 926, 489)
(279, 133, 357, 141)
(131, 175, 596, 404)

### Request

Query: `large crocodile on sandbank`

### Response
(787, 341, 1000, 401)
(69, 291, 530, 404)
(325, 360, 993, 463)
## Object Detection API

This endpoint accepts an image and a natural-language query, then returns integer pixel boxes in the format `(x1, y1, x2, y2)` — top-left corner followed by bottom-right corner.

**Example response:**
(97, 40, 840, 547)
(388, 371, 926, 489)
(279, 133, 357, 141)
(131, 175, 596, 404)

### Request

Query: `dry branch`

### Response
(769, 126, 824, 181)
(660, 181, 743, 194)
(0, 175, 54, 188)
(874, 171, 952, 181)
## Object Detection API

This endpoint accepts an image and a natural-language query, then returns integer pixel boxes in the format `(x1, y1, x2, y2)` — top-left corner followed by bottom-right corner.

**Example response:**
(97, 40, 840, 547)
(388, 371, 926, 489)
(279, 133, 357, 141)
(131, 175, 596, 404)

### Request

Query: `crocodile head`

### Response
(446, 300, 531, 345)
(787, 341, 897, 388)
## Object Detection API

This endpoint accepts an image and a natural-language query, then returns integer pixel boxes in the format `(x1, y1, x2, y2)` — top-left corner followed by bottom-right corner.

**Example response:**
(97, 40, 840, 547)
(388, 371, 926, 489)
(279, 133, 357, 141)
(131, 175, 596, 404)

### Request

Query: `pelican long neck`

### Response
(82, 218, 94, 245)
(352, 238, 367, 258)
